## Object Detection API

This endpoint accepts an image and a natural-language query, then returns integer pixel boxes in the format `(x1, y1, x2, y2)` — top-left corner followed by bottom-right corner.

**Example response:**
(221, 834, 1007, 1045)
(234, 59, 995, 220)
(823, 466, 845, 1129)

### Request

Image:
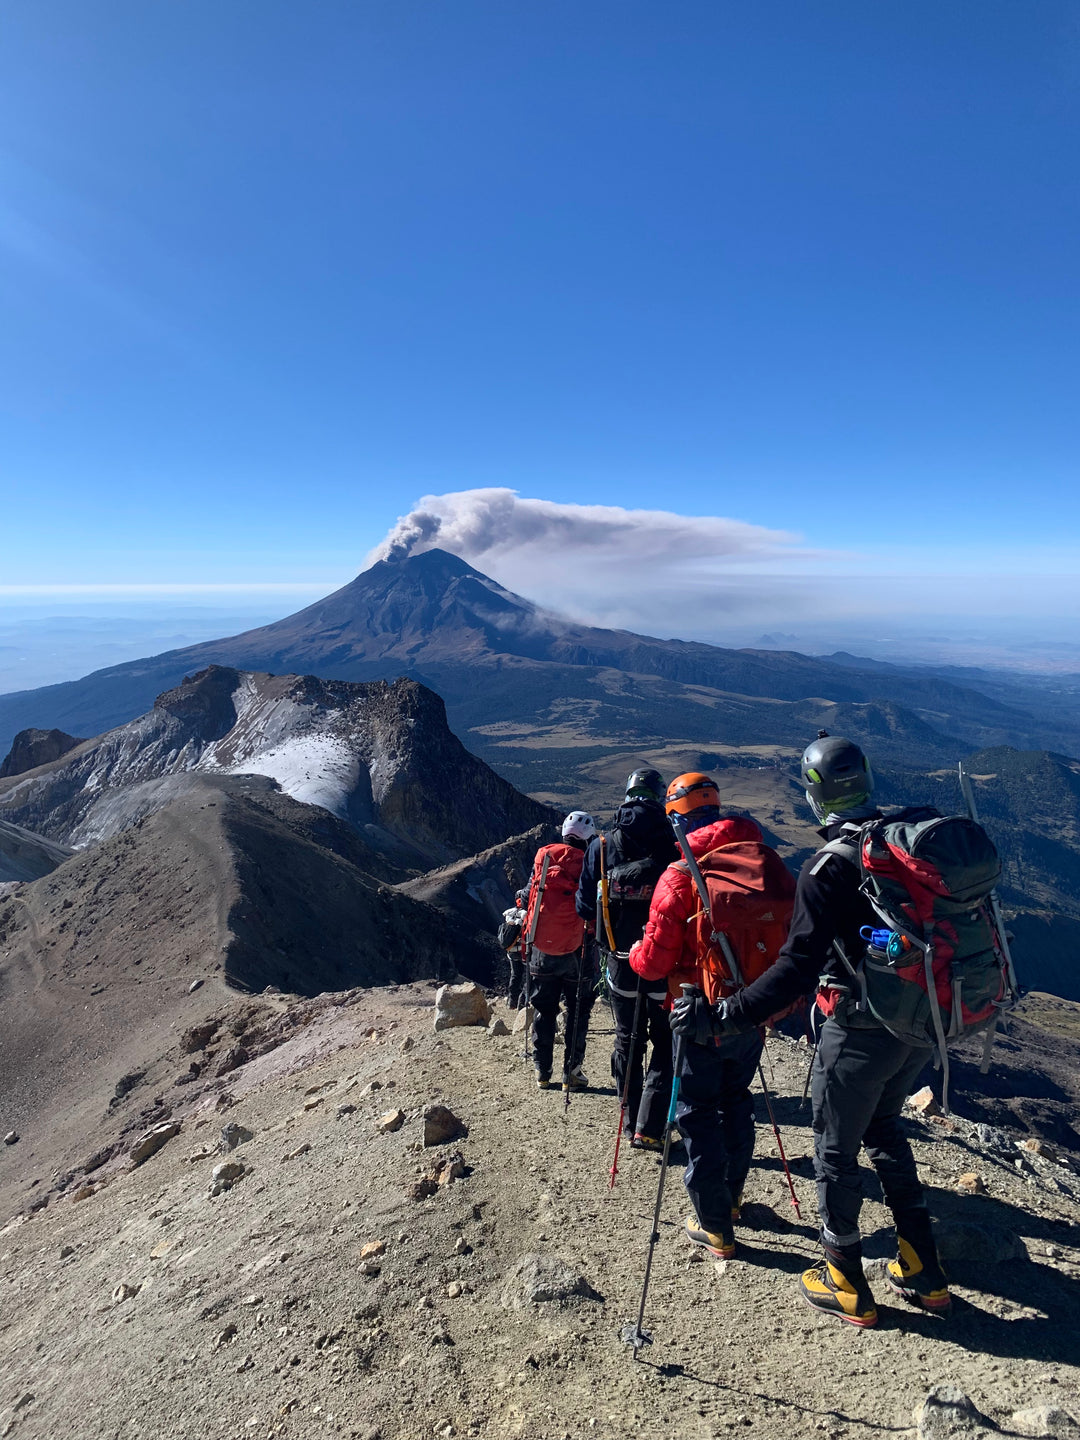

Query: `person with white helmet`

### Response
(522, 811, 599, 1090)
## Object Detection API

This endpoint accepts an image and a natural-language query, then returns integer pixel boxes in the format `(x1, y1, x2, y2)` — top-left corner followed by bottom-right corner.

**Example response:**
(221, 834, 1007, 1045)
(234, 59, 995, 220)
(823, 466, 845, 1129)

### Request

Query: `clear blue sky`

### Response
(1, 1, 1078, 599)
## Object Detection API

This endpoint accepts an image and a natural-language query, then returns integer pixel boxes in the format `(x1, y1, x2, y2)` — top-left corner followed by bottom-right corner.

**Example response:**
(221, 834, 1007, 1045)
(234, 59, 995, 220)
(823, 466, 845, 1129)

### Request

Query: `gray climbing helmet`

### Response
(801, 731, 874, 822)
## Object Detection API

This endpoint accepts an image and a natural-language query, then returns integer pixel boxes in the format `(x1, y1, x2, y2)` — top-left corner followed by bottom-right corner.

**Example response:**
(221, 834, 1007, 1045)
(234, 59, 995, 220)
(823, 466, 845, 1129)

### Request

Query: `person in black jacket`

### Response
(576, 768, 679, 1147)
(670, 734, 949, 1327)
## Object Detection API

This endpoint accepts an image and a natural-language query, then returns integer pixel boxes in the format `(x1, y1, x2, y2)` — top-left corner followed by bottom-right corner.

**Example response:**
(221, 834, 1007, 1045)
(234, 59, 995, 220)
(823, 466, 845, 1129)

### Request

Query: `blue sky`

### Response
(1, 1, 1078, 664)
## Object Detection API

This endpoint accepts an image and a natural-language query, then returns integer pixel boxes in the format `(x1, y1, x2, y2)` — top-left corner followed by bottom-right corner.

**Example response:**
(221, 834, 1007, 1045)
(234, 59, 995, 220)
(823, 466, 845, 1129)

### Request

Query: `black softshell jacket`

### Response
(575, 799, 679, 961)
(724, 816, 882, 1030)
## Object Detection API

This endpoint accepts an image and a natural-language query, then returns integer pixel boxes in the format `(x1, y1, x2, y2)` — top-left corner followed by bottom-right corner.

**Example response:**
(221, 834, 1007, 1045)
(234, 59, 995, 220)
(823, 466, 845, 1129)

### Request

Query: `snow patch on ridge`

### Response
(223, 734, 361, 819)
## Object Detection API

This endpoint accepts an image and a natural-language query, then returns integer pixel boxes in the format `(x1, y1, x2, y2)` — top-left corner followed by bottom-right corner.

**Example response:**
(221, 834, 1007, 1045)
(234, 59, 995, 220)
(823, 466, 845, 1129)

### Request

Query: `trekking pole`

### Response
(563, 938, 588, 1117)
(755, 1056, 802, 1222)
(521, 853, 551, 1064)
(608, 971, 644, 1188)
(958, 761, 1021, 1074)
(622, 992, 690, 1359)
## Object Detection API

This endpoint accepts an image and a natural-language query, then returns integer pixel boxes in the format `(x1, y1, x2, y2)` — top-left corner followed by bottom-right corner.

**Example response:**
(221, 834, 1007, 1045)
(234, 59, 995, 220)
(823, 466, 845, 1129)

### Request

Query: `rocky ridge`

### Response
(1, 983, 1078, 1440)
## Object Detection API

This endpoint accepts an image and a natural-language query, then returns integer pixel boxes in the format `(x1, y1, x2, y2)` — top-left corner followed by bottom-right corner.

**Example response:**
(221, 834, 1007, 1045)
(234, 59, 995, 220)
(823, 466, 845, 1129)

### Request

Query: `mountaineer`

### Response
(523, 812, 599, 1091)
(498, 889, 529, 1009)
(576, 768, 678, 1150)
(669, 733, 992, 1326)
(629, 774, 795, 1257)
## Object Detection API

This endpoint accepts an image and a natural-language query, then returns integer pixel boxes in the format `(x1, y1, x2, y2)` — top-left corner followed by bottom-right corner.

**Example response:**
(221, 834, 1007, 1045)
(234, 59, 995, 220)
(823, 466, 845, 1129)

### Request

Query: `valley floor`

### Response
(2, 984, 1079, 1440)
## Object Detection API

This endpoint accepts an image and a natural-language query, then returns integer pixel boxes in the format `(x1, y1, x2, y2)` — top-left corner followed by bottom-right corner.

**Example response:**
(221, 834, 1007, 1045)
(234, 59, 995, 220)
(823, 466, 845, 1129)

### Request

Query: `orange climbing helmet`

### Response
(664, 772, 721, 816)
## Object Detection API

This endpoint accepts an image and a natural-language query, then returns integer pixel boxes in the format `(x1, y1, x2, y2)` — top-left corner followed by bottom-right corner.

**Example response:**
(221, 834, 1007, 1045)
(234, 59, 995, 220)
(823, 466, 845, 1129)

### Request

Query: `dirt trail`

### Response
(1, 984, 1078, 1440)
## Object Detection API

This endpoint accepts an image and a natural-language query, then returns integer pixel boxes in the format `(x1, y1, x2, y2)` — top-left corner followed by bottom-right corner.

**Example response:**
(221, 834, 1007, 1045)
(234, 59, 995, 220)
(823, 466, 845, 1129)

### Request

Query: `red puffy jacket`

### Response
(524, 842, 586, 956)
(629, 815, 764, 1000)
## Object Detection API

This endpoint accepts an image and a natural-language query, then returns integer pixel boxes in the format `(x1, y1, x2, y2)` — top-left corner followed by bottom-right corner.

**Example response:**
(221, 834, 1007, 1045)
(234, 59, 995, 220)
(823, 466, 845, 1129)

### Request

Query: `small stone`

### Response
(433, 983, 492, 1032)
(59, 1244, 75, 1259)
(220, 1123, 254, 1152)
(359, 1240, 387, 1260)
(208, 1160, 246, 1196)
(129, 1121, 182, 1167)
(358, 1080, 383, 1098)
(70, 1183, 98, 1202)
(914, 1386, 991, 1440)
(713, 1260, 728, 1276)
(358, 1259, 381, 1277)
(407, 1178, 439, 1201)
(376, 1109, 405, 1135)
(499, 1253, 601, 1309)
(907, 1086, 941, 1117)
(282, 1143, 311, 1161)
(150, 1235, 184, 1259)
(487, 1017, 510, 1037)
(435, 1152, 466, 1187)
(453, 1237, 470, 1255)
(336, 1104, 357, 1119)
(304, 1097, 324, 1111)
(112, 1282, 139, 1304)
(3, 1131, 18, 1146)
(956, 1173, 987, 1194)
(400, 1036, 416, 1052)
(423, 1105, 466, 1148)
(933, 1218, 1025, 1266)
(1020, 1138, 1058, 1163)
(1045, 1244, 1064, 1259)
(214, 1323, 238, 1347)
(240, 1294, 262, 1306)
(977, 1123, 1013, 1151)
(1009, 1404, 1080, 1437)
(187, 978, 204, 993)
(447, 1281, 465, 1299)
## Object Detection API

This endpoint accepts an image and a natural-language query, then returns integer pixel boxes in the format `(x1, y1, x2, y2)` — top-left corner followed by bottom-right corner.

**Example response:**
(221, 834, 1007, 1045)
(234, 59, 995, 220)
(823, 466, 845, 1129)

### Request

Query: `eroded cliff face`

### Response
(0, 667, 556, 866)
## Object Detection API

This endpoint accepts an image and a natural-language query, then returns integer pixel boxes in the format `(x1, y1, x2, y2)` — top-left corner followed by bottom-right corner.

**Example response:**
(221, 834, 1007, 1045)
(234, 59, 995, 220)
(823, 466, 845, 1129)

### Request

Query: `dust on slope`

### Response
(2, 985, 1079, 1440)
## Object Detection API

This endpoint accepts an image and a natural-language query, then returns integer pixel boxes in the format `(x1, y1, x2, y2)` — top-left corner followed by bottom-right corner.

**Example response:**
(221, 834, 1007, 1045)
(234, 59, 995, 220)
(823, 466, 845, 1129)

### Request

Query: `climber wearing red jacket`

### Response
(629, 775, 768, 1260)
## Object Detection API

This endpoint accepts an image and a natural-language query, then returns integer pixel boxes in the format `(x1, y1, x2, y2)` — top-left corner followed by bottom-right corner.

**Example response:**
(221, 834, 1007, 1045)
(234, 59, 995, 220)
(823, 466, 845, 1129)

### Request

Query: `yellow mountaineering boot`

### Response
(886, 1235, 952, 1312)
(684, 1217, 736, 1260)
(799, 1243, 878, 1328)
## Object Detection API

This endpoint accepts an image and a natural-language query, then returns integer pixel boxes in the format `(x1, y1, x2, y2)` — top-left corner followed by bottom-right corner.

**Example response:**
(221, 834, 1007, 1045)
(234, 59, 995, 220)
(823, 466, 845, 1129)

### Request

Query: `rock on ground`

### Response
(433, 982, 492, 1032)
(915, 1386, 994, 1439)
(499, 1253, 601, 1309)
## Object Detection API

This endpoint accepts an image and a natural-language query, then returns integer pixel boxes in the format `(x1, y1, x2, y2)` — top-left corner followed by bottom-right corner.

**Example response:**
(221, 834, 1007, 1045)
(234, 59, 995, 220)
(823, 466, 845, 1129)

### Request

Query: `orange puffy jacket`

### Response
(524, 842, 587, 956)
(629, 815, 765, 1000)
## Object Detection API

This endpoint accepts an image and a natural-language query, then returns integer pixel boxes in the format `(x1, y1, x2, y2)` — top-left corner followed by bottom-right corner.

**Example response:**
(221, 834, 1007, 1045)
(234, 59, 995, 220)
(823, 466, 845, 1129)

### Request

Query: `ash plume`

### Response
(366, 488, 821, 634)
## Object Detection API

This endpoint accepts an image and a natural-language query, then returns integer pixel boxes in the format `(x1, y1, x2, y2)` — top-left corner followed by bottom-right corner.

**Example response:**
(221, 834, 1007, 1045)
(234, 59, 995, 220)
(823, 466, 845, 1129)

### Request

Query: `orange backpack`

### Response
(679, 840, 797, 1005)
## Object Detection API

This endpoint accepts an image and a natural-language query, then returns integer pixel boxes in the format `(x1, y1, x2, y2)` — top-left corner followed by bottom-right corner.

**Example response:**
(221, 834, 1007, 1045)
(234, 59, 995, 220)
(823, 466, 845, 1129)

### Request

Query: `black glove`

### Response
(669, 990, 745, 1045)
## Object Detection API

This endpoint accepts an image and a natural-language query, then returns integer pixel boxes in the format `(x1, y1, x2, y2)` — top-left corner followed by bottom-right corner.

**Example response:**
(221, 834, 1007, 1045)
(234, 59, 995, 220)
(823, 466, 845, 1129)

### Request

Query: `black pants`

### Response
(675, 1027, 763, 1237)
(811, 1016, 932, 1248)
(529, 949, 594, 1079)
(507, 954, 527, 1008)
(609, 982, 673, 1141)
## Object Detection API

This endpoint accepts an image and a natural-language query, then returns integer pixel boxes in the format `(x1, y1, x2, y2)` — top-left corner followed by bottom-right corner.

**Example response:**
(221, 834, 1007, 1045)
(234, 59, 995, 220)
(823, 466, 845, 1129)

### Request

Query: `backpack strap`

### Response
(809, 822, 865, 876)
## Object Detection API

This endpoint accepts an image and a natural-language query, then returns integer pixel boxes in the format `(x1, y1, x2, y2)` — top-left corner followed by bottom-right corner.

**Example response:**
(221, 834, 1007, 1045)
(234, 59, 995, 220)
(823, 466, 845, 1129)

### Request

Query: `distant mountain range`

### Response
(2, 548, 1078, 998)
(1, 549, 1077, 765)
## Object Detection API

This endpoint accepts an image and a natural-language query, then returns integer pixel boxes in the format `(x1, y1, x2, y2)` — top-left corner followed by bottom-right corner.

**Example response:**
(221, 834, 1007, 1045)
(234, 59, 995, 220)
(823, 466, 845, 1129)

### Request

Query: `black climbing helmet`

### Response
(801, 731, 874, 822)
(624, 768, 665, 803)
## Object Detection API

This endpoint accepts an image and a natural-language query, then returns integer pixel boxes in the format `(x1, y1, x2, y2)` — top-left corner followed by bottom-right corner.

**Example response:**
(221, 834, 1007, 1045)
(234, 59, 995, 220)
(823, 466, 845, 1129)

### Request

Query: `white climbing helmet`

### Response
(561, 810, 597, 843)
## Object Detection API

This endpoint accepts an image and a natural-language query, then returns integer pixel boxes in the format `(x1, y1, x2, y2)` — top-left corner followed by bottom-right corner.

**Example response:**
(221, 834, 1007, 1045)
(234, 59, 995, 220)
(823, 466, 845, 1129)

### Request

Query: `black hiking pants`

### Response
(676, 1027, 763, 1238)
(507, 953, 527, 1008)
(811, 1016, 932, 1249)
(608, 975, 672, 1142)
(529, 947, 595, 1080)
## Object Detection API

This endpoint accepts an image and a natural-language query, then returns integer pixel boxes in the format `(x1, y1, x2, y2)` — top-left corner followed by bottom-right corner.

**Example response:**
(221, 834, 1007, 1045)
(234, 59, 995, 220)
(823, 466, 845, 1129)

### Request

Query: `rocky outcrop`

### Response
(0, 667, 556, 864)
(0, 728, 83, 780)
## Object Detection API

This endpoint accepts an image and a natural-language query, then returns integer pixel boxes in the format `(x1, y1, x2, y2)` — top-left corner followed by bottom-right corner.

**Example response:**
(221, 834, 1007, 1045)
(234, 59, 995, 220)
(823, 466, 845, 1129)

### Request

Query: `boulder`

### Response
(487, 1017, 510, 1037)
(220, 1123, 254, 1152)
(933, 1219, 1025, 1267)
(376, 1109, 405, 1135)
(499, 1254, 602, 1309)
(424, 1104, 466, 1147)
(433, 983, 492, 1032)
(129, 1121, 181, 1167)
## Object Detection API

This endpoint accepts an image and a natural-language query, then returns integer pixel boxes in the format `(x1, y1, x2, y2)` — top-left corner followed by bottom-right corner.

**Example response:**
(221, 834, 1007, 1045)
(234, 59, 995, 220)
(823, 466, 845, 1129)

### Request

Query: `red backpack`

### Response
(679, 840, 797, 1006)
(523, 843, 586, 956)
